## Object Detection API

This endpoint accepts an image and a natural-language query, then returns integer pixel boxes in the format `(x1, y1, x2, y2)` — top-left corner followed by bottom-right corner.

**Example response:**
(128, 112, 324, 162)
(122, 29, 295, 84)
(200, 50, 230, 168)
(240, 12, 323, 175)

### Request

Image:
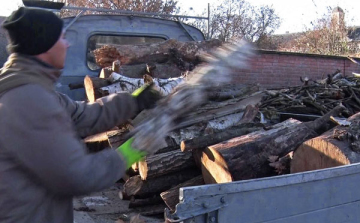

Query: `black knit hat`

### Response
(1, 7, 64, 55)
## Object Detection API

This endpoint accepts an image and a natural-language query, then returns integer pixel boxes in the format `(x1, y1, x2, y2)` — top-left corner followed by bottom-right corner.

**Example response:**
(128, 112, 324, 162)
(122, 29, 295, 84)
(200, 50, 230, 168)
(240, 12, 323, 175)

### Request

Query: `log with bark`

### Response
(160, 176, 204, 212)
(93, 39, 222, 67)
(200, 105, 345, 184)
(99, 72, 185, 96)
(180, 123, 264, 152)
(123, 168, 200, 198)
(107, 91, 262, 149)
(291, 112, 360, 173)
(84, 75, 111, 102)
(138, 150, 196, 180)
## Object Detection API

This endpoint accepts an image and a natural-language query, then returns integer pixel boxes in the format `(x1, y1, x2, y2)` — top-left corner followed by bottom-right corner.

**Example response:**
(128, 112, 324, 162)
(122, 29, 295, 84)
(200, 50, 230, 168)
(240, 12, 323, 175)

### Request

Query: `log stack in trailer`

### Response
(75, 38, 360, 216)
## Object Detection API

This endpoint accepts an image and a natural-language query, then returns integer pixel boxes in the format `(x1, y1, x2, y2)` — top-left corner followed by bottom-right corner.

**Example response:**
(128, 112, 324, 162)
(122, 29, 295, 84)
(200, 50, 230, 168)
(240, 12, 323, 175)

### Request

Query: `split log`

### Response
(112, 60, 121, 73)
(124, 169, 200, 198)
(83, 131, 111, 153)
(99, 67, 112, 79)
(201, 105, 346, 184)
(160, 176, 204, 212)
(180, 123, 264, 152)
(237, 104, 259, 124)
(84, 75, 111, 102)
(128, 196, 163, 209)
(93, 39, 222, 67)
(291, 112, 360, 173)
(138, 150, 196, 180)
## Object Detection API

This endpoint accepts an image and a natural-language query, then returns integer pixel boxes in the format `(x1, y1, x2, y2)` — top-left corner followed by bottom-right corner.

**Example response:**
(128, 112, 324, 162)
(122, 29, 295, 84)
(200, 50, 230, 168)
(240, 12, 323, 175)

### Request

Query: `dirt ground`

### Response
(73, 183, 164, 223)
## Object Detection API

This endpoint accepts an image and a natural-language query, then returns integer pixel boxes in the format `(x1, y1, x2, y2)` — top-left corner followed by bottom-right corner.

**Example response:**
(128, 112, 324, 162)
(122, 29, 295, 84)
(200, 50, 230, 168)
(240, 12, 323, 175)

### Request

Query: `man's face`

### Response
(45, 31, 69, 69)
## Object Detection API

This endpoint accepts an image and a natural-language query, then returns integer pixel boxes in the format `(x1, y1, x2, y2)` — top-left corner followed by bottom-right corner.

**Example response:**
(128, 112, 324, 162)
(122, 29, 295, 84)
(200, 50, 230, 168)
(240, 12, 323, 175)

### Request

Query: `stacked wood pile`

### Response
(259, 70, 360, 123)
(78, 39, 360, 216)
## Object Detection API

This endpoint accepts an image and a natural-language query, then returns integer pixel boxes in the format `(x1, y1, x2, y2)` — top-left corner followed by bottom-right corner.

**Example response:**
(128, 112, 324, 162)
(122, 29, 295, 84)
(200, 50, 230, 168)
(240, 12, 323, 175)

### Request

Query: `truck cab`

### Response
(59, 14, 205, 100)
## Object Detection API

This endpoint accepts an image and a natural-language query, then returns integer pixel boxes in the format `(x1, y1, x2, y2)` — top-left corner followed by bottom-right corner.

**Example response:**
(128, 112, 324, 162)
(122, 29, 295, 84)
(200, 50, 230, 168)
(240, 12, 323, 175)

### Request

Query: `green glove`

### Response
(117, 138, 146, 169)
(132, 83, 162, 112)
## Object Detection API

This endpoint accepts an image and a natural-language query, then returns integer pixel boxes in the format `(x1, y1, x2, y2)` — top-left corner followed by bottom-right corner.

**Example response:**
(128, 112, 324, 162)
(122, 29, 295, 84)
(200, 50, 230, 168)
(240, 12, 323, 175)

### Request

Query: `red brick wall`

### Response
(233, 50, 360, 89)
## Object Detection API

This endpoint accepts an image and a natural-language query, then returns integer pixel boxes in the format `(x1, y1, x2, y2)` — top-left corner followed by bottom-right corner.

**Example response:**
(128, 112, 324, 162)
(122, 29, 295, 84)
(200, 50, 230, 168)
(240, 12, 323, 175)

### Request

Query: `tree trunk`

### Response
(174, 93, 264, 130)
(201, 105, 345, 184)
(108, 94, 262, 149)
(123, 169, 200, 198)
(99, 72, 184, 96)
(138, 150, 196, 180)
(180, 123, 264, 152)
(93, 39, 222, 67)
(160, 176, 204, 212)
(291, 112, 360, 173)
(84, 75, 111, 102)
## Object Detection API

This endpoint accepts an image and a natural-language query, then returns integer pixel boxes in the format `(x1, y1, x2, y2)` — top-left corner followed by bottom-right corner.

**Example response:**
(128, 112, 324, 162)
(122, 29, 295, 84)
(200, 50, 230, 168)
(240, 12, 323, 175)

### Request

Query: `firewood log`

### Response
(99, 72, 185, 96)
(83, 131, 111, 153)
(200, 105, 345, 184)
(108, 93, 263, 149)
(123, 169, 200, 198)
(99, 67, 113, 79)
(291, 112, 360, 173)
(160, 176, 204, 212)
(237, 104, 259, 124)
(138, 150, 196, 180)
(180, 123, 264, 152)
(84, 75, 111, 102)
(93, 39, 222, 67)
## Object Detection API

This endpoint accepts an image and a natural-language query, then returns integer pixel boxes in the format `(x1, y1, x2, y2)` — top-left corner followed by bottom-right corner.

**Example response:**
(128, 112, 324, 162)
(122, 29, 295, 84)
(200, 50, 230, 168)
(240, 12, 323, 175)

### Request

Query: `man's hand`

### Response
(132, 83, 162, 112)
(117, 138, 146, 169)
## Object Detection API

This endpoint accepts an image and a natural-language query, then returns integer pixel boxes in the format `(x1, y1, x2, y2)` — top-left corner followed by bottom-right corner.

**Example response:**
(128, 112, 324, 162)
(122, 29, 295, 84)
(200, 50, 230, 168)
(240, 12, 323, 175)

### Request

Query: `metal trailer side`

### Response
(166, 163, 360, 223)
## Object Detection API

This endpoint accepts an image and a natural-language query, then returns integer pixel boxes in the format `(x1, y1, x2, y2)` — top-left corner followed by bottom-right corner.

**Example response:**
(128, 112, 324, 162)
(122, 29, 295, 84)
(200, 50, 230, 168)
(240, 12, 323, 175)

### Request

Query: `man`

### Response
(0, 7, 160, 223)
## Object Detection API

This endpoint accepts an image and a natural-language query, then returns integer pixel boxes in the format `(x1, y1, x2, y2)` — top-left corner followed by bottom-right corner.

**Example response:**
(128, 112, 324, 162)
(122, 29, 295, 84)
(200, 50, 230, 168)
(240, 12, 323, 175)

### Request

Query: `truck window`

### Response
(87, 35, 166, 70)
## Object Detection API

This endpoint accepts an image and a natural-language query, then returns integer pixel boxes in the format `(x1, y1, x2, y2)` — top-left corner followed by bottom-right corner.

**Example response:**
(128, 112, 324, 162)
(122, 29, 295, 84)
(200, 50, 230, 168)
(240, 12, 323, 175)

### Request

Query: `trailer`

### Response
(165, 163, 360, 223)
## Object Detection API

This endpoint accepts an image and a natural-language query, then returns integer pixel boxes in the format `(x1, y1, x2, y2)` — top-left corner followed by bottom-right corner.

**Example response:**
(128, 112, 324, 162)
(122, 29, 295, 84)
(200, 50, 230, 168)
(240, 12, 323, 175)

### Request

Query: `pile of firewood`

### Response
(80, 39, 360, 215)
(260, 70, 360, 123)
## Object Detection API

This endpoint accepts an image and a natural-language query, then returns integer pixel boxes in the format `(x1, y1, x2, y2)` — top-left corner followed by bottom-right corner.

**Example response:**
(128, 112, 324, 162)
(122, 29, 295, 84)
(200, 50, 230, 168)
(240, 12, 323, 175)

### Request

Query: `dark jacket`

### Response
(0, 54, 138, 223)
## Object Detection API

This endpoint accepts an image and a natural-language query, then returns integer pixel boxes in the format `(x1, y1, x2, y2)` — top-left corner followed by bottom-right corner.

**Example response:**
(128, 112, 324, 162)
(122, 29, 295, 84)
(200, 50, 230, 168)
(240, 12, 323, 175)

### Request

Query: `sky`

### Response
(0, 0, 359, 34)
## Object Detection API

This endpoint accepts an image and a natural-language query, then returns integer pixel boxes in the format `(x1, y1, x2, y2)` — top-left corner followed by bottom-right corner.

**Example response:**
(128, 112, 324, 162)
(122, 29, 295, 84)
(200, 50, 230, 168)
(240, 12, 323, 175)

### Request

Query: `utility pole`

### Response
(208, 3, 210, 39)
